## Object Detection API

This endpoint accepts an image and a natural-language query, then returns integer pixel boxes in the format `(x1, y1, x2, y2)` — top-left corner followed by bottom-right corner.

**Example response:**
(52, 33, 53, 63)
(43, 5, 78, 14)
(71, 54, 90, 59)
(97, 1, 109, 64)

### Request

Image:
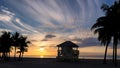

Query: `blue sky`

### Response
(0, 0, 110, 33)
(0, 0, 116, 56)
(0, 0, 114, 44)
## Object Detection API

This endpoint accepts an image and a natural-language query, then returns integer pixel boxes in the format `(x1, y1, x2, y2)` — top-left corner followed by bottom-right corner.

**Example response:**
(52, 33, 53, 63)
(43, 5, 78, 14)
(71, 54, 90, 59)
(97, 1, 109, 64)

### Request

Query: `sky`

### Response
(0, 0, 118, 58)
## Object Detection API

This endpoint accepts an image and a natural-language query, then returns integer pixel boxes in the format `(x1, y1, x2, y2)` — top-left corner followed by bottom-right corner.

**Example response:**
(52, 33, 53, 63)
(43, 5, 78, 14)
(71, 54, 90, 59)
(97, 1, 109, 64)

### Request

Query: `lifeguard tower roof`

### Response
(57, 41, 79, 47)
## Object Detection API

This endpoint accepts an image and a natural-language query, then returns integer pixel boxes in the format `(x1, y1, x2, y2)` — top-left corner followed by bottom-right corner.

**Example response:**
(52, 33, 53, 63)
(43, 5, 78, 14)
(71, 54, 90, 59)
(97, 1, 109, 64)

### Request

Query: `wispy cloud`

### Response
(42, 34, 56, 41)
(1, 0, 104, 33)
(0, 6, 39, 33)
(0, 0, 113, 47)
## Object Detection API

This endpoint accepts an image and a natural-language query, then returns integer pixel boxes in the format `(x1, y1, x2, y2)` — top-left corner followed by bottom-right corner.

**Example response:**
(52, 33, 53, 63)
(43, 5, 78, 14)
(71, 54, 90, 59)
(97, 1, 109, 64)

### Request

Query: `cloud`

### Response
(45, 34, 56, 39)
(0, 0, 110, 45)
(0, 6, 39, 33)
(0, 14, 12, 22)
(0, 8, 23, 31)
(66, 35, 83, 42)
(72, 38, 83, 42)
(0, 9, 14, 22)
(42, 34, 56, 41)
(0, 0, 105, 34)
(78, 37, 101, 47)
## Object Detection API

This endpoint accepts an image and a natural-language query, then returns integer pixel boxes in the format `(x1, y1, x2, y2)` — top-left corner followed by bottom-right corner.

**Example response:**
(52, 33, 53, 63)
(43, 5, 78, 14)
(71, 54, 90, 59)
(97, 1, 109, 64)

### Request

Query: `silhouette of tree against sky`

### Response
(12, 32, 21, 60)
(0, 31, 12, 61)
(0, 31, 30, 61)
(0, 39, 2, 58)
(17, 35, 30, 61)
(91, 0, 120, 66)
(0, 38, 1, 57)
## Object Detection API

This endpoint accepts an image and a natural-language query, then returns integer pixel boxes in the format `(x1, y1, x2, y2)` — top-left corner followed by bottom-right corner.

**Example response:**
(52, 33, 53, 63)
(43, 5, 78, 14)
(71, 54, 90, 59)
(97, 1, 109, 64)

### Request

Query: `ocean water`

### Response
(23, 55, 55, 58)
(23, 55, 120, 59)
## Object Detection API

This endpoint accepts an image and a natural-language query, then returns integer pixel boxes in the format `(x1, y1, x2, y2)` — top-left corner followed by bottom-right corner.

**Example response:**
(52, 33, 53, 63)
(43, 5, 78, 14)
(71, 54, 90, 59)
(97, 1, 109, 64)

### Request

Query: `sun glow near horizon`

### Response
(39, 47, 45, 52)
(19, 40, 120, 59)
(0, 0, 117, 59)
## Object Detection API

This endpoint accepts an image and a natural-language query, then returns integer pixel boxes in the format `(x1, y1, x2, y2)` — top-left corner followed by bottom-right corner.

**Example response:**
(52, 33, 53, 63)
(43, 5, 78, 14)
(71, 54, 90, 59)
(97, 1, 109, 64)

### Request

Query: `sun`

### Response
(40, 55, 44, 58)
(39, 47, 45, 52)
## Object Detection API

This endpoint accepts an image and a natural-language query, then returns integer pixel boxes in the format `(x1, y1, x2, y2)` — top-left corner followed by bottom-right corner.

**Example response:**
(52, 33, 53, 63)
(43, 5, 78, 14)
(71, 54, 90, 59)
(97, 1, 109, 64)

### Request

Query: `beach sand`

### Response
(0, 58, 120, 68)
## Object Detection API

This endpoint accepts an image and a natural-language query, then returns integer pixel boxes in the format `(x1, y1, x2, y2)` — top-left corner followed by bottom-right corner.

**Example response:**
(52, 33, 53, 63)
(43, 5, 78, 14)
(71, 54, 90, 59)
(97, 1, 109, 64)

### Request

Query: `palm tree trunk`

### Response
(8, 52, 10, 60)
(113, 45, 115, 63)
(2, 53, 5, 60)
(14, 46, 16, 59)
(18, 52, 22, 61)
(103, 44, 108, 64)
(0, 53, 1, 58)
(3, 52, 7, 61)
(21, 52, 24, 61)
(113, 36, 118, 66)
(115, 45, 117, 66)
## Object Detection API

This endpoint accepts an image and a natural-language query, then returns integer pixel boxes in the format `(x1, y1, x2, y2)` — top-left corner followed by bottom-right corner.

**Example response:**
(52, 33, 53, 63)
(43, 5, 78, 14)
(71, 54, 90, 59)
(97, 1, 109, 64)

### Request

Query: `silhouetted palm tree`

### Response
(12, 32, 21, 59)
(18, 35, 30, 61)
(0, 31, 12, 60)
(91, 16, 112, 64)
(91, 0, 120, 65)
(0, 43, 2, 58)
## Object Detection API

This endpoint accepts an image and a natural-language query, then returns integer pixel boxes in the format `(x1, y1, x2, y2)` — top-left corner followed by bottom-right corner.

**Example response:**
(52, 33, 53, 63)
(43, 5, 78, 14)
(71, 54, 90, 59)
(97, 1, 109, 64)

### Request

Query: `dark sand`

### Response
(0, 58, 120, 68)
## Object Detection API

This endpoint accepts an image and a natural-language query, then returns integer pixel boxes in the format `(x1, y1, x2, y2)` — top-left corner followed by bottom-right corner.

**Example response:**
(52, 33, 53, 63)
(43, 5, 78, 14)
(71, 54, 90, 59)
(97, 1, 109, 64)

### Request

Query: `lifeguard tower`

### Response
(56, 41, 79, 61)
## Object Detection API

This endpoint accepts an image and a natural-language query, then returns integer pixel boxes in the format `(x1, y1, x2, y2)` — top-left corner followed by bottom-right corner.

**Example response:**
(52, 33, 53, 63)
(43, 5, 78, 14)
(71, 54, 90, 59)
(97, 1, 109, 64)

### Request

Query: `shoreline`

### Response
(0, 58, 120, 68)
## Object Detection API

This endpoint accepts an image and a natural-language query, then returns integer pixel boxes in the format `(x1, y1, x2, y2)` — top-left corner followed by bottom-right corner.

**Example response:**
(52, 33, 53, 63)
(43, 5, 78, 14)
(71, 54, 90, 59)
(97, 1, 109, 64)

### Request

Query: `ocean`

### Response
(23, 55, 120, 59)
